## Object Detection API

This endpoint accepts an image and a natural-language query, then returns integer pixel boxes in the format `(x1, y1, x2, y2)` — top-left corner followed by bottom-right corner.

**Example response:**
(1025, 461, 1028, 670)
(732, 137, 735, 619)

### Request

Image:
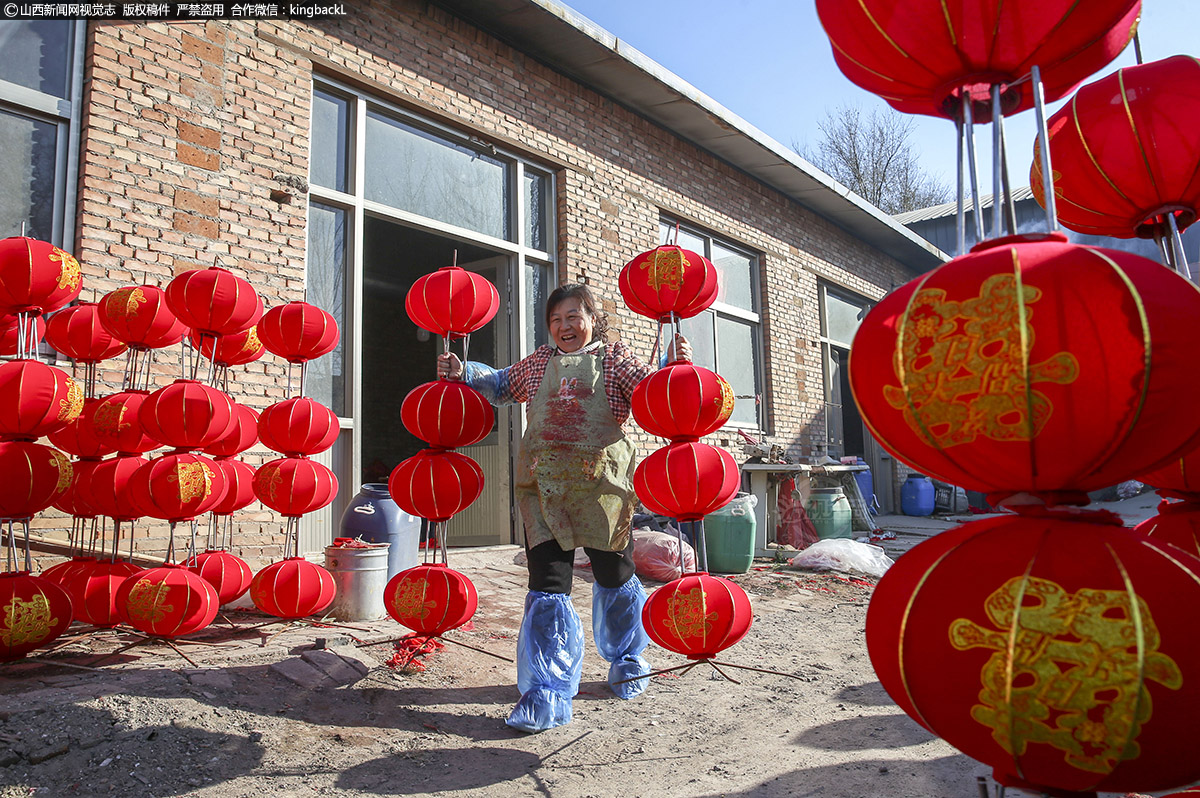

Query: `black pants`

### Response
(526, 537, 636, 594)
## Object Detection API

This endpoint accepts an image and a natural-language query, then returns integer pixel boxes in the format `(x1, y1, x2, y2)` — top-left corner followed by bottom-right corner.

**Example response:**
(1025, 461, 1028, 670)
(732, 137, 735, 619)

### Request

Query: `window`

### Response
(819, 284, 872, 458)
(0, 20, 84, 245)
(659, 220, 764, 429)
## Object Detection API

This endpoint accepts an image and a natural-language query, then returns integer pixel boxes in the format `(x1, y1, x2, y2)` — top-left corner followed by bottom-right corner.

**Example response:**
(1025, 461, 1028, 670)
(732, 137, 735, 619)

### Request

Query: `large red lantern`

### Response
(115, 565, 220, 638)
(867, 510, 1200, 795)
(77, 454, 148, 522)
(257, 397, 339, 457)
(0, 573, 73, 661)
(252, 457, 338, 517)
(642, 572, 751, 660)
(384, 563, 477, 636)
(52, 460, 102, 518)
(815, 0, 1140, 122)
(44, 302, 127, 362)
(0, 237, 82, 315)
(165, 266, 263, 336)
(1034, 56, 1200, 240)
(61, 559, 141, 628)
(1139, 446, 1200, 498)
(400, 381, 494, 449)
(187, 550, 253, 606)
(203, 402, 259, 458)
(249, 558, 336, 619)
(619, 245, 718, 321)
(48, 398, 116, 459)
(128, 452, 226, 522)
(387, 449, 484, 522)
(188, 326, 265, 367)
(850, 233, 1200, 506)
(404, 266, 500, 339)
(88, 391, 160, 455)
(138, 380, 235, 452)
(98, 285, 187, 349)
(0, 440, 72, 519)
(633, 442, 739, 521)
(0, 314, 45, 356)
(211, 457, 257, 515)
(40, 556, 95, 588)
(632, 362, 734, 440)
(0, 359, 82, 441)
(256, 301, 339, 363)
(1134, 501, 1200, 560)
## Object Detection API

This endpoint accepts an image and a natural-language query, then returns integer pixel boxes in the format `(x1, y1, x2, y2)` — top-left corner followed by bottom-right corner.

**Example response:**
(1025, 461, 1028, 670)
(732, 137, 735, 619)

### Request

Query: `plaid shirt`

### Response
(466, 342, 651, 424)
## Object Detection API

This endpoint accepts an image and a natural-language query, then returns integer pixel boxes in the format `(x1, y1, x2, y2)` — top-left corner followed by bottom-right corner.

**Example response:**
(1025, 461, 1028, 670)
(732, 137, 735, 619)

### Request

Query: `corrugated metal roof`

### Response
(433, 0, 948, 272)
(894, 185, 1036, 224)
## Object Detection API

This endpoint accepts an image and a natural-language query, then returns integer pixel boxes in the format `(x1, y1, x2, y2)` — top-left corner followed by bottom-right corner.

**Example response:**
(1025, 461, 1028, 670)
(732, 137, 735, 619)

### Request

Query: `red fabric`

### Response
(210, 457, 257, 515)
(249, 557, 336, 619)
(44, 302, 127, 362)
(49, 398, 116, 459)
(97, 285, 186, 350)
(404, 266, 499, 339)
(0, 314, 45, 356)
(0, 573, 73, 661)
(187, 550, 253, 605)
(619, 245, 717, 321)
(816, 0, 1140, 121)
(88, 391, 160, 455)
(387, 448, 483, 522)
(0, 359, 82, 441)
(0, 237, 82, 315)
(775, 477, 820, 550)
(202, 403, 259, 458)
(256, 301, 339, 364)
(1035, 56, 1200, 239)
(257, 397, 339, 457)
(127, 452, 226, 522)
(75, 454, 147, 522)
(116, 564, 219, 637)
(401, 380, 494, 449)
(632, 361, 733, 440)
(1135, 504, 1200, 559)
(642, 573, 751, 659)
(138, 380, 236, 452)
(62, 559, 141, 628)
(634, 441, 739, 521)
(849, 233, 1200, 504)
(189, 326, 265, 367)
(252, 456, 338, 517)
(165, 266, 263, 336)
(0, 440, 71, 519)
(384, 563, 478, 636)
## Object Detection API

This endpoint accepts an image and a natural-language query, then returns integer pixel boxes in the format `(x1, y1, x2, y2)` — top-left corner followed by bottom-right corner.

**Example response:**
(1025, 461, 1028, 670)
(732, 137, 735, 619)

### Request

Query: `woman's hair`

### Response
(546, 283, 609, 343)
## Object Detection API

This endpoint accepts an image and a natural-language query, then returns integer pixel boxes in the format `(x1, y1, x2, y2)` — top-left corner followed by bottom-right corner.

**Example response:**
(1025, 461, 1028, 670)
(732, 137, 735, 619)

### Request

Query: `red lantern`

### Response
(400, 381, 494, 449)
(0, 236, 82, 315)
(252, 457, 338, 517)
(404, 267, 499, 339)
(0, 572, 73, 661)
(0, 440, 72, 519)
(815, 0, 1140, 122)
(188, 326, 265, 367)
(115, 565, 220, 637)
(211, 457, 257, 515)
(52, 460, 102, 518)
(127, 452, 226, 522)
(1034, 56, 1200, 239)
(187, 550, 253, 606)
(0, 314, 45, 356)
(867, 510, 1200, 795)
(256, 301, 339, 363)
(849, 233, 1200, 506)
(257, 397, 339, 457)
(98, 285, 186, 349)
(40, 556, 95, 588)
(1134, 501, 1200, 560)
(44, 302, 127, 362)
(384, 563, 477, 635)
(138, 380, 235, 452)
(203, 402, 259, 458)
(88, 391, 160, 455)
(165, 266, 263, 336)
(77, 454, 148, 521)
(48, 398, 116, 460)
(642, 572, 751, 659)
(0, 359, 82, 441)
(633, 442, 739, 521)
(619, 245, 718, 321)
(387, 449, 484, 522)
(632, 362, 734, 440)
(249, 558, 336, 619)
(61, 559, 141, 628)
(1139, 446, 1200, 499)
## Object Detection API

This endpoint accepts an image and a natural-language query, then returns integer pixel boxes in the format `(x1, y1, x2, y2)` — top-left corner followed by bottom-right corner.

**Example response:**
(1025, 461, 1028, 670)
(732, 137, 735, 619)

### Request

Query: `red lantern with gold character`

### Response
(0, 359, 82, 441)
(633, 442, 739, 521)
(189, 327, 265, 367)
(257, 397, 339, 457)
(187, 550, 253, 606)
(0, 440, 72, 519)
(48, 398, 115, 460)
(52, 460, 101, 518)
(138, 380, 236, 452)
(88, 391, 160, 455)
(256, 301, 339, 363)
(866, 509, 1200, 795)
(387, 449, 484, 522)
(405, 266, 499, 339)
(0, 572, 73, 661)
(127, 452, 226, 522)
(202, 403, 259, 459)
(384, 563, 477, 636)
(61, 559, 141, 628)
(849, 233, 1200, 507)
(249, 558, 336, 619)
(642, 572, 751, 660)
(165, 266, 263, 337)
(632, 362, 734, 440)
(44, 301, 127, 363)
(619, 245, 718, 321)
(98, 285, 187, 350)
(400, 381, 494, 450)
(252, 457, 338, 517)
(115, 565, 220, 638)
(0, 236, 82, 315)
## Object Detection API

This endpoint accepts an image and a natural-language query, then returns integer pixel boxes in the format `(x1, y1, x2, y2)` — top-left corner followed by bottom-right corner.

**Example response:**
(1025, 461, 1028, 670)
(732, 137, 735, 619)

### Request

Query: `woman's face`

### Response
(548, 296, 595, 352)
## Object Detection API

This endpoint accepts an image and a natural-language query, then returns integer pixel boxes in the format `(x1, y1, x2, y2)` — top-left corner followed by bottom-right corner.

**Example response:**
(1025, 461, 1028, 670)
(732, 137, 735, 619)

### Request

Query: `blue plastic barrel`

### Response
(852, 457, 876, 513)
(901, 474, 936, 517)
(338, 483, 421, 579)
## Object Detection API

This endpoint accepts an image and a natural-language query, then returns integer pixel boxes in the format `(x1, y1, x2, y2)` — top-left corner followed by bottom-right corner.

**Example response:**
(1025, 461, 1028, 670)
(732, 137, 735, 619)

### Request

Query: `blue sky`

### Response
(560, 0, 1199, 207)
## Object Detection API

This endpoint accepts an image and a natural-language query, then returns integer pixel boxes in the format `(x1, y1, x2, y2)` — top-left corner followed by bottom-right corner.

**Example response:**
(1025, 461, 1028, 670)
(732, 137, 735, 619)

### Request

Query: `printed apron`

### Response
(515, 348, 637, 553)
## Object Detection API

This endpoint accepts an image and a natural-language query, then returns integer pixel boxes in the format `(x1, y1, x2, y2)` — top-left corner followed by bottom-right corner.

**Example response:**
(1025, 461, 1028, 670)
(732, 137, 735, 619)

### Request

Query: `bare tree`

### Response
(795, 105, 952, 215)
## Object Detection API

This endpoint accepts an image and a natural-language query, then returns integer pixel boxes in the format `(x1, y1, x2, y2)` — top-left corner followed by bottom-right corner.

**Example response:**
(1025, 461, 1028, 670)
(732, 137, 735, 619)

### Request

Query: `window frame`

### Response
(817, 282, 873, 458)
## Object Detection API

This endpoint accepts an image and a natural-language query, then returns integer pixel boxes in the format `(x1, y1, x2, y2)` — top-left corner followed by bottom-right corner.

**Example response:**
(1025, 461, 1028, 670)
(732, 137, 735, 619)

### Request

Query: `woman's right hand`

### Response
(437, 352, 464, 381)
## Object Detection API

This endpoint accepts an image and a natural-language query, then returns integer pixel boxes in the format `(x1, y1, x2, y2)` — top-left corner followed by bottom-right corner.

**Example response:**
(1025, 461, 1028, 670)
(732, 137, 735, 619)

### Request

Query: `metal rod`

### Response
(956, 118, 966, 255)
(991, 84, 1003, 239)
(1167, 212, 1192, 278)
(1133, 31, 1144, 65)
(22, 520, 32, 573)
(1031, 65, 1059, 231)
(962, 89, 985, 244)
(696, 518, 709, 574)
(999, 118, 1017, 235)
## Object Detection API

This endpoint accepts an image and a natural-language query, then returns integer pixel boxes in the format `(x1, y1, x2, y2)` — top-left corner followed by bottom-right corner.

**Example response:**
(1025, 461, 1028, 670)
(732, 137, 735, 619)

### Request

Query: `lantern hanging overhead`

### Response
(210, 457, 256, 515)
(642, 572, 752, 660)
(256, 301, 339, 363)
(252, 456, 338, 517)
(202, 402, 259, 458)
(619, 245, 719, 321)
(127, 452, 226, 523)
(88, 391, 161, 455)
(257, 397, 340, 457)
(76, 454, 148, 522)
(633, 441, 740, 521)
(249, 558, 336, 619)
(0, 359, 82, 441)
(138, 379, 236, 452)
(0, 573, 73, 661)
(0, 440, 72, 519)
(44, 302, 127, 363)
(188, 326, 265, 367)
(400, 381, 494, 450)
(404, 266, 500, 339)
(115, 564, 220, 638)
(1033, 56, 1200, 240)
(187, 550, 253, 606)
(0, 236, 82, 316)
(631, 362, 734, 441)
(384, 563, 478, 636)
(387, 448, 484, 522)
(98, 285, 187, 349)
(849, 233, 1200, 506)
(0, 314, 45, 356)
(165, 265, 263, 337)
(815, 0, 1141, 122)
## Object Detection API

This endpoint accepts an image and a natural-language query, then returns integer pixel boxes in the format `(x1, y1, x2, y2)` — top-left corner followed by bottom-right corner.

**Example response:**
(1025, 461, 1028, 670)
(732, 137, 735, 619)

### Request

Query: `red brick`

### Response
(172, 212, 219, 238)
(177, 142, 219, 171)
(177, 120, 220, 149)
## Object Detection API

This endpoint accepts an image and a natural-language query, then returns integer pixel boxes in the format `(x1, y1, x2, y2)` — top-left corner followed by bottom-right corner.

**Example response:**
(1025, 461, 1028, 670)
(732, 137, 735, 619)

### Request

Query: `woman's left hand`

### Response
(671, 334, 692, 363)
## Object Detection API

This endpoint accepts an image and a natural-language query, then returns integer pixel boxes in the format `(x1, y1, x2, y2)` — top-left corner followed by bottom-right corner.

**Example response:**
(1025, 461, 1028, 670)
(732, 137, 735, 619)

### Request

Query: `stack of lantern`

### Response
(849, 233, 1200, 795)
(619, 243, 752, 670)
(248, 300, 341, 621)
(382, 262, 499, 639)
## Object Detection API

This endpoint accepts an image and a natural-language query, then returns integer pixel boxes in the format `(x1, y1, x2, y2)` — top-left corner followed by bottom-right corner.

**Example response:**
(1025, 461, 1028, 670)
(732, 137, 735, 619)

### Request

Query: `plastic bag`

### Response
(631, 528, 696, 582)
(788, 538, 894, 579)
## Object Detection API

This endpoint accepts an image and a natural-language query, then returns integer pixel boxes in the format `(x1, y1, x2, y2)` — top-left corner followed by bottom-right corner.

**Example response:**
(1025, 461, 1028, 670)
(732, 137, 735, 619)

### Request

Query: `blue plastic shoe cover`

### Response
(592, 578, 651, 699)
(506, 591, 584, 733)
